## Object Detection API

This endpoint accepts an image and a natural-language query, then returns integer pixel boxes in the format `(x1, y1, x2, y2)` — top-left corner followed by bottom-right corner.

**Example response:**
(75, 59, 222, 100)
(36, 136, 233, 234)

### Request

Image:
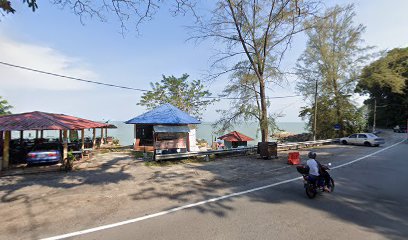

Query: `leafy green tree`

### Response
(138, 74, 216, 120)
(0, 96, 12, 115)
(356, 47, 408, 128)
(296, 4, 372, 138)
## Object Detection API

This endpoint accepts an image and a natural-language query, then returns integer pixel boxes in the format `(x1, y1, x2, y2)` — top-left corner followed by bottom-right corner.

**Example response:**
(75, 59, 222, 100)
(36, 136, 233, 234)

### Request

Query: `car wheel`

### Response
(342, 140, 348, 145)
(364, 141, 372, 147)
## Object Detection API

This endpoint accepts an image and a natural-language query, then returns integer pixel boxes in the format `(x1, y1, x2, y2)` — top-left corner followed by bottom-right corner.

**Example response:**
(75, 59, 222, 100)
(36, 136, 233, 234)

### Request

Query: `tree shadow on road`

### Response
(0, 155, 134, 239)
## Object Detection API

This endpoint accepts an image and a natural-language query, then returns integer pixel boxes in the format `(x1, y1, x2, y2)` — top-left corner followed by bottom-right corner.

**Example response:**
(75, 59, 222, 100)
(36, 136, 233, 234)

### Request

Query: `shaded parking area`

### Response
(0, 111, 112, 172)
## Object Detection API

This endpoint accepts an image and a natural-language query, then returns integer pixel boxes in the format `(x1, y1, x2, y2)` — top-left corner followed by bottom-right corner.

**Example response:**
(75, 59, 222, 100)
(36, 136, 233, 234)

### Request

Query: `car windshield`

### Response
(367, 133, 378, 138)
(33, 144, 60, 151)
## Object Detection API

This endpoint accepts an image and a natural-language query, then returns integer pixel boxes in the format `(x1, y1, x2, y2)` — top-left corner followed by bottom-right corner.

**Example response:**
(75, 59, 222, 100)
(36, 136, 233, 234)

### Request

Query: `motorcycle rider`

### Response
(306, 151, 330, 192)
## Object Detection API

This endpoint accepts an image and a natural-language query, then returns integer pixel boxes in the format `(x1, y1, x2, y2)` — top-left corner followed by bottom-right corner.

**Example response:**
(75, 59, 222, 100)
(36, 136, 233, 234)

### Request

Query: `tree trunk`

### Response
(259, 77, 269, 142)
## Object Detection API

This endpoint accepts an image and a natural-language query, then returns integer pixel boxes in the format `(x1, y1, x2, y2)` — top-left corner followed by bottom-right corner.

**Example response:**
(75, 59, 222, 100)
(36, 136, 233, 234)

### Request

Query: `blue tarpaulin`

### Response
(125, 103, 201, 125)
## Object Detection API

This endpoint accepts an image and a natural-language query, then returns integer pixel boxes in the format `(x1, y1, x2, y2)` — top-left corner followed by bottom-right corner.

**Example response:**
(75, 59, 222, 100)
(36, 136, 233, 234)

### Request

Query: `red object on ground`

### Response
(288, 152, 300, 165)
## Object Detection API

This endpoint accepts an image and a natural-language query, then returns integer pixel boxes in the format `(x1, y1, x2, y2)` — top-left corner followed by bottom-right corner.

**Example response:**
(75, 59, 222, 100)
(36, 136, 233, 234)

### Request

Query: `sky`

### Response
(0, 0, 407, 123)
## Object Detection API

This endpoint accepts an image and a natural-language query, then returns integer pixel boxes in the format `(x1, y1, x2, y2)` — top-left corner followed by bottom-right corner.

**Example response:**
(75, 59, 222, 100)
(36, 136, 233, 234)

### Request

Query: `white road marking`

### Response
(41, 139, 406, 240)
(331, 139, 405, 169)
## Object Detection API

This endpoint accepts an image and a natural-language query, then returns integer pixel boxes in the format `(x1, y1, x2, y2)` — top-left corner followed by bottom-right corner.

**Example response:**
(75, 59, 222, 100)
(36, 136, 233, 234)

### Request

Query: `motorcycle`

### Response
(296, 163, 335, 199)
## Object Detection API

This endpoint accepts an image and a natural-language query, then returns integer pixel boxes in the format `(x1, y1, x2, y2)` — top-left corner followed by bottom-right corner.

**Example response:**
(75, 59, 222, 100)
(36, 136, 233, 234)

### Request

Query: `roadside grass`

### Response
(98, 146, 132, 154)
(144, 155, 216, 167)
(133, 151, 154, 159)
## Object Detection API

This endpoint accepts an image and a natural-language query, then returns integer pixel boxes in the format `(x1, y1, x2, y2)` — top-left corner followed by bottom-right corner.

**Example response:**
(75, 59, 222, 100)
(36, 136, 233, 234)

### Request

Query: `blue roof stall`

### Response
(125, 103, 201, 125)
(125, 104, 201, 155)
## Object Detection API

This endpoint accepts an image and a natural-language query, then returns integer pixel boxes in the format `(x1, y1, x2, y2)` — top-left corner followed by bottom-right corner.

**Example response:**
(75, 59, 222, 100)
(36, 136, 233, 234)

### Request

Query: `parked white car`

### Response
(340, 133, 385, 147)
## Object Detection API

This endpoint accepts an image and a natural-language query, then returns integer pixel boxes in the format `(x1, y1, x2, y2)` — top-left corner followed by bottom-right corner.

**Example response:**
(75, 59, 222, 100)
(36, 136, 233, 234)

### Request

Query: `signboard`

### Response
(334, 124, 341, 131)
(155, 132, 187, 149)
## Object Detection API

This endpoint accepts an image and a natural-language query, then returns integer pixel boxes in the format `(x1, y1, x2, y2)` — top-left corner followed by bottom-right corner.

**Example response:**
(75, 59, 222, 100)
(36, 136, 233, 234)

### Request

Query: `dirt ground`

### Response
(0, 133, 399, 240)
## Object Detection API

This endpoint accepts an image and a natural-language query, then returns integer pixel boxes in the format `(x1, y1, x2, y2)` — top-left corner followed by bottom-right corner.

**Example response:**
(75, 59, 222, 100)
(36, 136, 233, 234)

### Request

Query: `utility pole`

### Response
(372, 99, 377, 133)
(313, 79, 318, 141)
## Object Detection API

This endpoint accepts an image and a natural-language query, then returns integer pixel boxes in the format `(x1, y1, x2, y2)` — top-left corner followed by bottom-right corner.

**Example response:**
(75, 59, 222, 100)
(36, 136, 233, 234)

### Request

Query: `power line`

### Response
(0, 61, 301, 100)
(205, 95, 300, 100)
(0, 61, 149, 92)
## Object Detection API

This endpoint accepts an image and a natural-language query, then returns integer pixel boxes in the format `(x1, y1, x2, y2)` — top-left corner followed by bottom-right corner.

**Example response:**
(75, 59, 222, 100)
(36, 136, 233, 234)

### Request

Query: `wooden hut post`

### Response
(35, 130, 39, 139)
(100, 128, 104, 145)
(133, 125, 137, 150)
(92, 128, 96, 149)
(0, 131, 3, 146)
(59, 130, 62, 142)
(81, 129, 85, 151)
(2, 131, 11, 170)
(63, 130, 68, 160)
(105, 127, 108, 139)
(40, 130, 44, 139)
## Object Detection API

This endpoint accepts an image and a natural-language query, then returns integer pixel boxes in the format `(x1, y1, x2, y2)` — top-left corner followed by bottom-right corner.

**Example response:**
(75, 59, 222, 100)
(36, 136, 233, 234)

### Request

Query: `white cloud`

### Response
(0, 35, 97, 90)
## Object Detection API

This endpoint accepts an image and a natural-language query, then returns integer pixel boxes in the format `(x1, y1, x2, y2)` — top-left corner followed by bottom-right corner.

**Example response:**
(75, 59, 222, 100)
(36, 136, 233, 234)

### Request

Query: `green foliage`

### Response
(67, 151, 76, 161)
(64, 151, 75, 171)
(356, 47, 408, 127)
(299, 96, 367, 139)
(112, 138, 120, 145)
(296, 4, 372, 138)
(133, 151, 153, 160)
(138, 74, 216, 120)
(0, 96, 12, 115)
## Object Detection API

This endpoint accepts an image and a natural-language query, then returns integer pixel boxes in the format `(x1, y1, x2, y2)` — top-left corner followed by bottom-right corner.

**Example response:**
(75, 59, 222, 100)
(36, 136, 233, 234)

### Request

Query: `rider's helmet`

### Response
(308, 151, 317, 159)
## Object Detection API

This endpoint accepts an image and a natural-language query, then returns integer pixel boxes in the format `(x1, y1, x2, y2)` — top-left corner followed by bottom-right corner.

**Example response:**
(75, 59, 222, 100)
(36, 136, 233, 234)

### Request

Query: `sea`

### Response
(101, 121, 307, 146)
(13, 121, 307, 146)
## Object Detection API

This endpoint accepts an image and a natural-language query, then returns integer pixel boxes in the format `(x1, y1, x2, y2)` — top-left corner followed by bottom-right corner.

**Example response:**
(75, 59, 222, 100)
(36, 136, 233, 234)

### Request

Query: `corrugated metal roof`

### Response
(0, 111, 110, 131)
(218, 131, 254, 142)
(125, 103, 201, 125)
(153, 125, 190, 133)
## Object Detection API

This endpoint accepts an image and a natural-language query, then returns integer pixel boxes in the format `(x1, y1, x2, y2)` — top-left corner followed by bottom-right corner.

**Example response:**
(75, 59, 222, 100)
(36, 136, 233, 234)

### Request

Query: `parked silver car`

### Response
(26, 142, 62, 166)
(340, 133, 385, 147)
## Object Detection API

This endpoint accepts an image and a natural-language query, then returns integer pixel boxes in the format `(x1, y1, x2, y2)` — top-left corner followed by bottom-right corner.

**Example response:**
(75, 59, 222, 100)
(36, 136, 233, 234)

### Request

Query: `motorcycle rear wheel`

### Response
(305, 184, 317, 199)
(328, 177, 335, 192)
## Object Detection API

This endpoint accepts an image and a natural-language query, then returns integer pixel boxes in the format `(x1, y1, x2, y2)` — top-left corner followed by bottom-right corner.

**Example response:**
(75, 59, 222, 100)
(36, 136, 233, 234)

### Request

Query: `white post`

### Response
(63, 130, 68, 160)
(100, 128, 104, 145)
(81, 129, 85, 151)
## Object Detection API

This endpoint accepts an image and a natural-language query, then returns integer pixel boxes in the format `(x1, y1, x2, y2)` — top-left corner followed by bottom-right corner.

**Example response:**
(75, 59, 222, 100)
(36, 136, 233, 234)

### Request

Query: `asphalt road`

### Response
(46, 135, 408, 240)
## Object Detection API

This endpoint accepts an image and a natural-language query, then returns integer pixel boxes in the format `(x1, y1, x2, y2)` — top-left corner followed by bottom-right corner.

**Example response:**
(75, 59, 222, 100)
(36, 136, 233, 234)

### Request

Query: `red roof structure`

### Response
(0, 111, 110, 131)
(218, 131, 254, 142)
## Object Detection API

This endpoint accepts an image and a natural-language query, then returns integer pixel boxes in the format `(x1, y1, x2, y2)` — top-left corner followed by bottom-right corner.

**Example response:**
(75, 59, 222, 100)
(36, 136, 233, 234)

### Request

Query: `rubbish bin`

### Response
(258, 142, 277, 159)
